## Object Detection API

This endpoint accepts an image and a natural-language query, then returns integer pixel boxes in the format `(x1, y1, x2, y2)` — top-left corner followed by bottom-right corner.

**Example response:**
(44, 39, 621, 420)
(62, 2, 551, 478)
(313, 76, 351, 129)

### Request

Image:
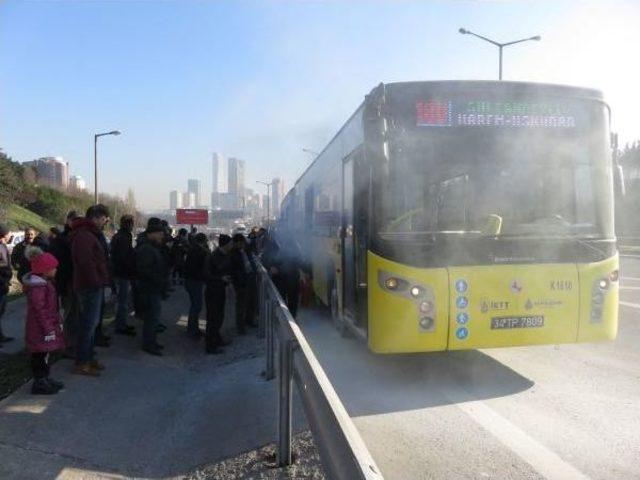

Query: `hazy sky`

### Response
(1, 0, 639, 210)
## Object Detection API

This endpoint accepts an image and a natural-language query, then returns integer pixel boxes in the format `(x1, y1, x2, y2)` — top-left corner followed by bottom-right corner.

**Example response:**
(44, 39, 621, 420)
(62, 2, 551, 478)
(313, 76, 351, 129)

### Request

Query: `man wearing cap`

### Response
(0, 224, 15, 345)
(135, 221, 168, 356)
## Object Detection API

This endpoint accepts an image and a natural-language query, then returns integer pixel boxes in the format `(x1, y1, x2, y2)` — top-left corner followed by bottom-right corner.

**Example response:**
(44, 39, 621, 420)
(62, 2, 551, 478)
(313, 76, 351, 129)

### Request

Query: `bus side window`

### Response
(437, 175, 468, 231)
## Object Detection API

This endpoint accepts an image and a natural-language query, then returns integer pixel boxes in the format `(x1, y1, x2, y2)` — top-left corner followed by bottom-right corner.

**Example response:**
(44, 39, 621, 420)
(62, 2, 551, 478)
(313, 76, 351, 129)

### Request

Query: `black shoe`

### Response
(205, 346, 224, 355)
(156, 323, 167, 333)
(142, 345, 163, 356)
(154, 342, 165, 350)
(187, 330, 203, 339)
(218, 338, 231, 346)
(125, 325, 136, 332)
(46, 378, 65, 391)
(0, 335, 15, 343)
(115, 328, 136, 337)
(31, 379, 58, 395)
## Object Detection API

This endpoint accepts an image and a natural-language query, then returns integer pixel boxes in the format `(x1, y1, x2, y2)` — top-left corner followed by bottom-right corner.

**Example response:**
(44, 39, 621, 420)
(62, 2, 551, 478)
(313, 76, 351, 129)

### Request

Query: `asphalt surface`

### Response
(297, 255, 640, 480)
(0, 287, 309, 480)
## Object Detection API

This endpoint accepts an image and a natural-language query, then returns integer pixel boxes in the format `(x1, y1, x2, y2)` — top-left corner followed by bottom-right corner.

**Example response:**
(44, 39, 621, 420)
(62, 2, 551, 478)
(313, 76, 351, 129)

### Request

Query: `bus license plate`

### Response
(491, 315, 544, 330)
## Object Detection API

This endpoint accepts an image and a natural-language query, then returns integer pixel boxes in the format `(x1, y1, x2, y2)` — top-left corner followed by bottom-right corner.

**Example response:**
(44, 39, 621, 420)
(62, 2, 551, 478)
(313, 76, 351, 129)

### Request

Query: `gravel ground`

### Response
(185, 430, 326, 480)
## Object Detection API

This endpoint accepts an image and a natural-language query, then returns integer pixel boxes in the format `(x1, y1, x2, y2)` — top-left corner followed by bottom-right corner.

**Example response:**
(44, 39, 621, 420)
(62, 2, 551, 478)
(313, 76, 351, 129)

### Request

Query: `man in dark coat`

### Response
(230, 233, 255, 334)
(184, 233, 209, 337)
(70, 204, 111, 376)
(135, 223, 168, 356)
(0, 224, 14, 345)
(11, 227, 47, 284)
(48, 210, 79, 355)
(110, 214, 136, 336)
(203, 234, 233, 354)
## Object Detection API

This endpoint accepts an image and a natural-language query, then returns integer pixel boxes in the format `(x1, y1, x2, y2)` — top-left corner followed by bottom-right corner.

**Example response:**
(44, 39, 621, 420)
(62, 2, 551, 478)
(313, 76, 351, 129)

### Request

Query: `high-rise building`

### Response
(23, 156, 69, 190)
(69, 175, 86, 192)
(169, 190, 183, 210)
(228, 157, 245, 209)
(182, 192, 196, 208)
(271, 177, 285, 217)
(187, 179, 202, 207)
(212, 153, 228, 198)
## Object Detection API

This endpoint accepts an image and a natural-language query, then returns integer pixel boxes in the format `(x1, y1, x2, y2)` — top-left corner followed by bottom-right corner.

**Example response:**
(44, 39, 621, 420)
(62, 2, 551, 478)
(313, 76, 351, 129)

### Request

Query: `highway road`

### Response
(297, 255, 640, 480)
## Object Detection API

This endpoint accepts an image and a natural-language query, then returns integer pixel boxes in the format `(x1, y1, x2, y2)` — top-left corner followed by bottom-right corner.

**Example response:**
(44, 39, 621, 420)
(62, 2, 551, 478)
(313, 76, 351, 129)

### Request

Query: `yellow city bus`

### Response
(279, 81, 619, 353)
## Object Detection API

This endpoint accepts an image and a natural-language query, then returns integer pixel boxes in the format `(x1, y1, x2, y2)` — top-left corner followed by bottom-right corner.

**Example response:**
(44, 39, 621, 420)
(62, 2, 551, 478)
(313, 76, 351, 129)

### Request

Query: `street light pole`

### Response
(458, 28, 541, 80)
(257, 180, 273, 226)
(93, 130, 122, 204)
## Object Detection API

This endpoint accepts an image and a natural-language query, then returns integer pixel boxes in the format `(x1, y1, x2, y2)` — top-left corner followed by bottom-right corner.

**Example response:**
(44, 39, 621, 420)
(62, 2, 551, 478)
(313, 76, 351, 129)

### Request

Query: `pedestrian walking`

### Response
(70, 204, 111, 376)
(48, 211, 79, 357)
(23, 247, 65, 395)
(170, 228, 189, 285)
(135, 222, 168, 356)
(11, 227, 47, 284)
(110, 214, 136, 336)
(203, 234, 233, 354)
(0, 224, 15, 346)
(184, 233, 209, 338)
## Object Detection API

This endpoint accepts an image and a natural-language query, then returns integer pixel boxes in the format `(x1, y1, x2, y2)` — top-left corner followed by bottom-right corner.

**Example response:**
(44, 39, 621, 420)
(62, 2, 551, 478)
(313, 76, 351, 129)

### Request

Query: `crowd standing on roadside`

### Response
(1, 206, 308, 395)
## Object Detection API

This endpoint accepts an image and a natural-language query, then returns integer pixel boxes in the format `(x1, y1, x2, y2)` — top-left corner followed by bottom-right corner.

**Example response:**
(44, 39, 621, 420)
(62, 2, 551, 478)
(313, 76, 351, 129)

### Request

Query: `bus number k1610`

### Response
(550, 280, 573, 291)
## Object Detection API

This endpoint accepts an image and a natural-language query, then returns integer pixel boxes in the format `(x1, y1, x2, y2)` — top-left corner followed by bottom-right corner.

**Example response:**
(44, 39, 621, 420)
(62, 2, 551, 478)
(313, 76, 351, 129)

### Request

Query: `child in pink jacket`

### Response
(23, 247, 66, 395)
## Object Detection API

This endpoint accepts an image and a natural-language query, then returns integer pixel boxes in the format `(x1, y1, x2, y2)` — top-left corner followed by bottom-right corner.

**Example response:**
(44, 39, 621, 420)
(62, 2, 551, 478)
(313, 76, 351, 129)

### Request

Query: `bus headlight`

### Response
(419, 317, 434, 330)
(419, 301, 433, 313)
(385, 277, 399, 290)
(410, 286, 423, 297)
(598, 279, 609, 290)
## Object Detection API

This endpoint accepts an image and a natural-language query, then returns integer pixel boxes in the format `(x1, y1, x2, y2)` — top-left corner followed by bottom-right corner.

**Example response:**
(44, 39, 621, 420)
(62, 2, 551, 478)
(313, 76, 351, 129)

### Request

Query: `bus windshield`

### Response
(378, 103, 613, 241)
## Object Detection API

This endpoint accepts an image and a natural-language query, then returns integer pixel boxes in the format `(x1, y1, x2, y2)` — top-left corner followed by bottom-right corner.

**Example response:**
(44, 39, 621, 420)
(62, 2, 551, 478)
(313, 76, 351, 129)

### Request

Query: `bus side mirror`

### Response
(614, 164, 626, 197)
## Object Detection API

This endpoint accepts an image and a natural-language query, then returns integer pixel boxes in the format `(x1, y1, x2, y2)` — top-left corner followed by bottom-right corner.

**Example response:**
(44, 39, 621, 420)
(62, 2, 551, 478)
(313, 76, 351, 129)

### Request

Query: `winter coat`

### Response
(11, 237, 48, 282)
(48, 226, 73, 296)
(23, 273, 65, 353)
(0, 243, 12, 295)
(135, 241, 167, 294)
(70, 218, 110, 291)
(203, 248, 231, 290)
(110, 228, 135, 279)
(184, 243, 209, 281)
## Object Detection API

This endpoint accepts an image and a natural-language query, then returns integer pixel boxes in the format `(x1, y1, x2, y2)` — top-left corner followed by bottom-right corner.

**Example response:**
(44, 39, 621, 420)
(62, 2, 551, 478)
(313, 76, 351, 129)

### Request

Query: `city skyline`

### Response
(2, 1, 638, 209)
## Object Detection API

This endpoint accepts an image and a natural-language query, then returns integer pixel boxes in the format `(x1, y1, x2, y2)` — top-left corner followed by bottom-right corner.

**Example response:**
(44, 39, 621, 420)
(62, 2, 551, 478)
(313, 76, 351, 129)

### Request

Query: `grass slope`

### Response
(5, 204, 54, 232)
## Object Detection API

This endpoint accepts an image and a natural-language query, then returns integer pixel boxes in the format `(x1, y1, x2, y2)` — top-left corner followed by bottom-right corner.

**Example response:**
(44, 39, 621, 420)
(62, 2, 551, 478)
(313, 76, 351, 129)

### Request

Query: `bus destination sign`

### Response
(416, 100, 576, 129)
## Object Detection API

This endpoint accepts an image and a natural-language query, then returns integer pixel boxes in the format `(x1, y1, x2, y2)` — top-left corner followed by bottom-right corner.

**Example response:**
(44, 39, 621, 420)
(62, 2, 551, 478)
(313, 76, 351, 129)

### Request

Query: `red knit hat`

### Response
(30, 252, 59, 275)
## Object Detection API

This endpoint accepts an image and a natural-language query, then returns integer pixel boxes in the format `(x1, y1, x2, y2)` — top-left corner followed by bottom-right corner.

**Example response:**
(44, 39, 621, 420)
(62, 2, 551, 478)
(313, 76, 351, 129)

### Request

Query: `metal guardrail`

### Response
(256, 263, 383, 480)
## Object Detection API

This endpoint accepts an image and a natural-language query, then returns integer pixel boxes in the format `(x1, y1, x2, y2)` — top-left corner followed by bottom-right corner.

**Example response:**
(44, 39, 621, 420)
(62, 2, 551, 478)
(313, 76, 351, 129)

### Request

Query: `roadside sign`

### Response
(176, 208, 208, 225)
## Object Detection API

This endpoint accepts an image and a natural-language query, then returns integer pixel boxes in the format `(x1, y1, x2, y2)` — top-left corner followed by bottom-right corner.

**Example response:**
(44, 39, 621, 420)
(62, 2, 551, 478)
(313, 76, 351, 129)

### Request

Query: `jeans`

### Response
(114, 277, 130, 330)
(139, 292, 161, 348)
(185, 279, 204, 335)
(76, 288, 104, 363)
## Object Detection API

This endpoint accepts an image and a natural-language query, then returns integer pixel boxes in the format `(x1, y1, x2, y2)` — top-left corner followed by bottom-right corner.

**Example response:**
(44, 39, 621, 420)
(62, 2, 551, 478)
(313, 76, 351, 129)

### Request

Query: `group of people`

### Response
(0, 205, 307, 396)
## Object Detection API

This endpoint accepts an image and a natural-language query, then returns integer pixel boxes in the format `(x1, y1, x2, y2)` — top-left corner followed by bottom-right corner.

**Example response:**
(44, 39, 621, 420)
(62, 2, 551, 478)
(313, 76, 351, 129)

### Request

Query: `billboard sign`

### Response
(176, 208, 209, 225)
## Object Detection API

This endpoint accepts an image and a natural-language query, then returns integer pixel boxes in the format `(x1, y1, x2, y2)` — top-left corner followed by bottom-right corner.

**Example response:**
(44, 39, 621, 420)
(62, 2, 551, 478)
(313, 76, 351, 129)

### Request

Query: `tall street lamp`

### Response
(256, 180, 274, 226)
(458, 28, 541, 80)
(94, 130, 121, 204)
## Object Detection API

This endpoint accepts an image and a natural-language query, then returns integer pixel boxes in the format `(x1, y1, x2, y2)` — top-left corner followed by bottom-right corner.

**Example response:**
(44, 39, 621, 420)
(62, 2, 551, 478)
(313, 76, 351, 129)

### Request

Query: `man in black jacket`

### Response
(11, 227, 47, 283)
(203, 234, 233, 354)
(110, 215, 136, 336)
(48, 211, 79, 355)
(135, 223, 168, 356)
(184, 233, 209, 337)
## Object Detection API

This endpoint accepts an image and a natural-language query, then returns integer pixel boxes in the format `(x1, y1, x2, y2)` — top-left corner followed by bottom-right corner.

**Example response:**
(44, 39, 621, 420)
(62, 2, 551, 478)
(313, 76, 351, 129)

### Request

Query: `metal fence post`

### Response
(257, 274, 266, 339)
(278, 339, 295, 467)
(265, 299, 275, 381)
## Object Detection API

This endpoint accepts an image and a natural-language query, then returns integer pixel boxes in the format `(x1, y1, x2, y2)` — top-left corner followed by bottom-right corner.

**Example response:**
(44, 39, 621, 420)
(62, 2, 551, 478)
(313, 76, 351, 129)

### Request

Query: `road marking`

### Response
(620, 301, 640, 310)
(621, 276, 640, 282)
(451, 395, 591, 480)
(620, 286, 640, 290)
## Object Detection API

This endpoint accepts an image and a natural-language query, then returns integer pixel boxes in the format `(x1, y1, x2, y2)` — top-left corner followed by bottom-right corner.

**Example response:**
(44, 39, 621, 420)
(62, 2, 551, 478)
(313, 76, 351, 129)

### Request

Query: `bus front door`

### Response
(342, 158, 357, 321)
